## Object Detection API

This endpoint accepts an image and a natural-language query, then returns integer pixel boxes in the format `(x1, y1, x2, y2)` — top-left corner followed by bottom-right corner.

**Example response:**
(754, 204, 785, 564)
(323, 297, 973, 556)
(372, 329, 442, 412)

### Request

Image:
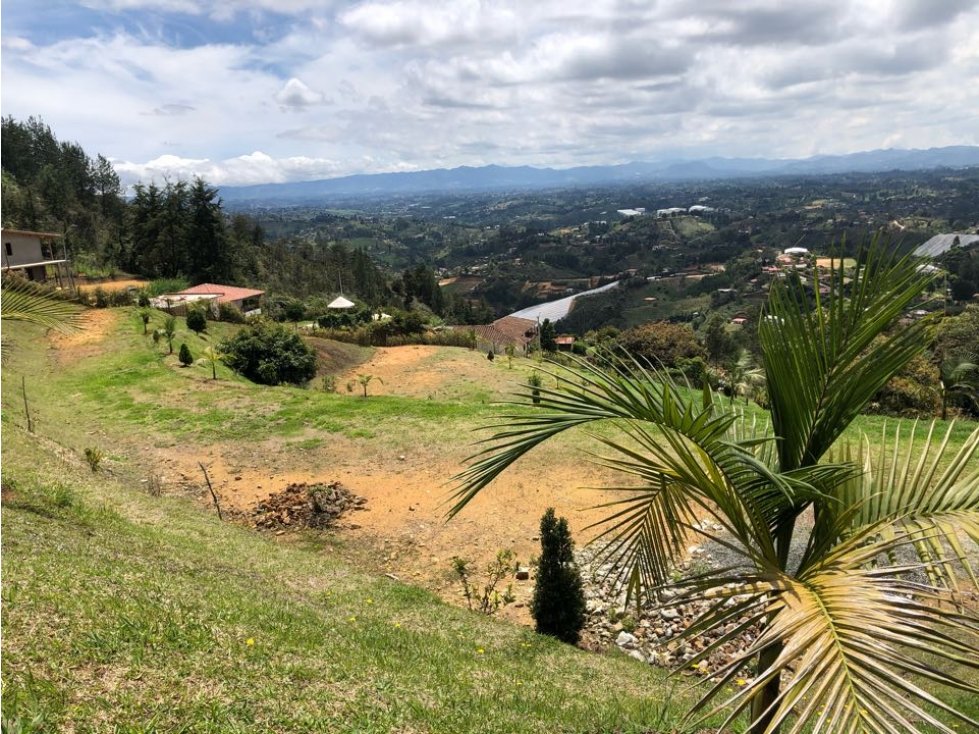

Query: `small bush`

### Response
(178, 343, 194, 367)
(531, 508, 586, 644)
(451, 550, 517, 615)
(186, 307, 207, 334)
(321, 374, 337, 393)
(83, 447, 104, 473)
(108, 289, 133, 307)
(91, 286, 109, 308)
(217, 302, 246, 323)
(220, 320, 317, 386)
(136, 289, 151, 307)
(528, 371, 544, 405)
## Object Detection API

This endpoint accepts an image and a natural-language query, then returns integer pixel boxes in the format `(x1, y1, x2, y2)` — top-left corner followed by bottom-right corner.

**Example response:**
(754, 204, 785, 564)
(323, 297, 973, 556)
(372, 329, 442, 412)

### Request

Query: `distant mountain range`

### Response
(219, 146, 979, 204)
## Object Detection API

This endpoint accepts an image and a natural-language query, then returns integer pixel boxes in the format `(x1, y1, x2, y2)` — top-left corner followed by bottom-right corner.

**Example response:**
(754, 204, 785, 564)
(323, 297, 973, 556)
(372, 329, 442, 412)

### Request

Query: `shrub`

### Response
(528, 371, 543, 405)
(91, 286, 108, 308)
(178, 343, 194, 367)
(136, 289, 151, 307)
(186, 307, 207, 334)
(83, 447, 104, 473)
(616, 321, 705, 368)
(217, 302, 246, 323)
(531, 508, 586, 644)
(451, 550, 517, 615)
(220, 320, 317, 386)
(108, 289, 133, 307)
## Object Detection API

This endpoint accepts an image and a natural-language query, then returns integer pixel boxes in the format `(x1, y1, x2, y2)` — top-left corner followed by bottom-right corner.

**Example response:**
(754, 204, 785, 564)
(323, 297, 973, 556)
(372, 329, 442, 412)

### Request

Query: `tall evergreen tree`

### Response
(187, 177, 231, 283)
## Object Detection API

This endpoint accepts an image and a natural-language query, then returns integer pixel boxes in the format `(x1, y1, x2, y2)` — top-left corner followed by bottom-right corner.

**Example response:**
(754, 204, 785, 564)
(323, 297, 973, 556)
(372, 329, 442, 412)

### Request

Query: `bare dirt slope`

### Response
(47, 323, 634, 621)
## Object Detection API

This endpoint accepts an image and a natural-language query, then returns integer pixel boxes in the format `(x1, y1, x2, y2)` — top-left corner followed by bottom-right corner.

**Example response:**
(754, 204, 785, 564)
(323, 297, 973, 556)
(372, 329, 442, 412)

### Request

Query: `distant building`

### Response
(152, 283, 264, 316)
(914, 233, 979, 258)
(656, 207, 686, 218)
(1, 228, 72, 287)
(783, 247, 810, 256)
(616, 208, 645, 217)
(688, 205, 715, 213)
(327, 296, 355, 309)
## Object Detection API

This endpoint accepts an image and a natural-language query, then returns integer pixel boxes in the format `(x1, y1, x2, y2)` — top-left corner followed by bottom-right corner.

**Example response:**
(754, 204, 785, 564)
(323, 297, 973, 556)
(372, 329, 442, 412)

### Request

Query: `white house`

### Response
(1, 228, 72, 287)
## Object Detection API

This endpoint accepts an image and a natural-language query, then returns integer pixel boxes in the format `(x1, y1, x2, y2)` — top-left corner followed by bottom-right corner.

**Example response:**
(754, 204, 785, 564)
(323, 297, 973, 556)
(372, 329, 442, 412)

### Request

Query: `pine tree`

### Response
(531, 508, 586, 644)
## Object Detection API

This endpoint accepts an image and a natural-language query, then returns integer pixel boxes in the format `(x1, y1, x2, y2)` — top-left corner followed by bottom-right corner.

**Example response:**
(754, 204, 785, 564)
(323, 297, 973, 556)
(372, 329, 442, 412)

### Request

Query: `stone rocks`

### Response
(615, 631, 638, 649)
(577, 542, 761, 678)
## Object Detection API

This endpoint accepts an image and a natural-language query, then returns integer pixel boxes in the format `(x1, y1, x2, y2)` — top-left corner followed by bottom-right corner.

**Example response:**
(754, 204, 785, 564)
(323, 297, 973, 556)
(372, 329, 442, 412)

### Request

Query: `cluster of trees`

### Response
(126, 179, 232, 282)
(0, 117, 399, 312)
(1, 116, 124, 263)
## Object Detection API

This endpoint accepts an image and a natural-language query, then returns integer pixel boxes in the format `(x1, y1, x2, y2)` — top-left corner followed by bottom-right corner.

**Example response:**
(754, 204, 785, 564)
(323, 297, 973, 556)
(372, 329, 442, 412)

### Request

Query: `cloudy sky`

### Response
(3, 0, 978, 186)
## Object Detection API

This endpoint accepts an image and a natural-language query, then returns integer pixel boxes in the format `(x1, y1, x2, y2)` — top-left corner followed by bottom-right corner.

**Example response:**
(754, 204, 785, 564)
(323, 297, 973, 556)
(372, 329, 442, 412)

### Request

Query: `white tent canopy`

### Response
(327, 296, 355, 309)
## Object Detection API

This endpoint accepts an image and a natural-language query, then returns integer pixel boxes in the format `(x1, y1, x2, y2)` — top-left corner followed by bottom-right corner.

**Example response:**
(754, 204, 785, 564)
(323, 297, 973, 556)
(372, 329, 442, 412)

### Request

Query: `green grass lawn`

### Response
(2, 421, 709, 734)
(2, 307, 977, 733)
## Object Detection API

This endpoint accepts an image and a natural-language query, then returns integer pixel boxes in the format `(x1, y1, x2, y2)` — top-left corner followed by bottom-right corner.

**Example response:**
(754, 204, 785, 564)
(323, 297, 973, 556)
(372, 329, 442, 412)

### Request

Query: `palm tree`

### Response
(727, 349, 765, 405)
(159, 315, 177, 354)
(357, 373, 382, 398)
(939, 359, 979, 420)
(452, 248, 979, 734)
(198, 345, 223, 380)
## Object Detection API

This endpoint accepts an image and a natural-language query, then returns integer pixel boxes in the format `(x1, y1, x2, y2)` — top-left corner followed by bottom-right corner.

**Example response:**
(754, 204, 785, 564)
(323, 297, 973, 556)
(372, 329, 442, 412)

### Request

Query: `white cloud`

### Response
(2, 0, 977, 186)
(275, 78, 327, 108)
(113, 150, 346, 186)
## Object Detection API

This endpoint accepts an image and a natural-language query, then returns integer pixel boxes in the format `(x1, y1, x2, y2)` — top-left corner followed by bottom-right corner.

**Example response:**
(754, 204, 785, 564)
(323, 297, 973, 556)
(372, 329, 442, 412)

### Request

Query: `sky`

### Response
(2, 0, 978, 187)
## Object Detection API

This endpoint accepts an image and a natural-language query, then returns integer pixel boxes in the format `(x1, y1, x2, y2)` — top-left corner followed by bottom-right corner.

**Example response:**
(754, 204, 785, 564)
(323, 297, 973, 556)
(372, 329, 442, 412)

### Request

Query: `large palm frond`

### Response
(761, 247, 935, 473)
(451, 354, 833, 590)
(1, 277, 84, 333)
(819, 421, 979, 590)
(684, 528, 979, 734)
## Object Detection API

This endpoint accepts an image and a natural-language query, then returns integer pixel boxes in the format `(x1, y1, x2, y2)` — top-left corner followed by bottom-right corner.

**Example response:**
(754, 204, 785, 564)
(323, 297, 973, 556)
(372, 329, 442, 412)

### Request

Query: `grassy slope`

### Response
(2, 428, 704, 734)
(3, 308, 977, 732)
(2, 313, 712, 733)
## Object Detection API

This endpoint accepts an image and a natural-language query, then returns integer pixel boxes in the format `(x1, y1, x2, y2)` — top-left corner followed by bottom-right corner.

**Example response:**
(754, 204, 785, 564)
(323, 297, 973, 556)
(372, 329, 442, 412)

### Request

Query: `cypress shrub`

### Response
(178, 343, 193, 367)
(531, 508, 586, 644)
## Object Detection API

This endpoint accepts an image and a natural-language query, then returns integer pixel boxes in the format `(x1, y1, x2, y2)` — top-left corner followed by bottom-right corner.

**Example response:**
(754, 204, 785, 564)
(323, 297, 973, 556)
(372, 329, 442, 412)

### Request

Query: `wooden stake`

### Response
(199, 462, 223, 520)
(22, 377, 33, 433)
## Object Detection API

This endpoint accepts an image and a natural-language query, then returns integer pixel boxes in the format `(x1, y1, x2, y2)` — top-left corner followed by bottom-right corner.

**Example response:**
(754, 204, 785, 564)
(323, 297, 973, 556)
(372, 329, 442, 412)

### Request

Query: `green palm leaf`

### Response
(761, 247, 936, 473)
(689, 529, 979, 734)
(1, 278, 84, 333)
(821, 421, 979, 589)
